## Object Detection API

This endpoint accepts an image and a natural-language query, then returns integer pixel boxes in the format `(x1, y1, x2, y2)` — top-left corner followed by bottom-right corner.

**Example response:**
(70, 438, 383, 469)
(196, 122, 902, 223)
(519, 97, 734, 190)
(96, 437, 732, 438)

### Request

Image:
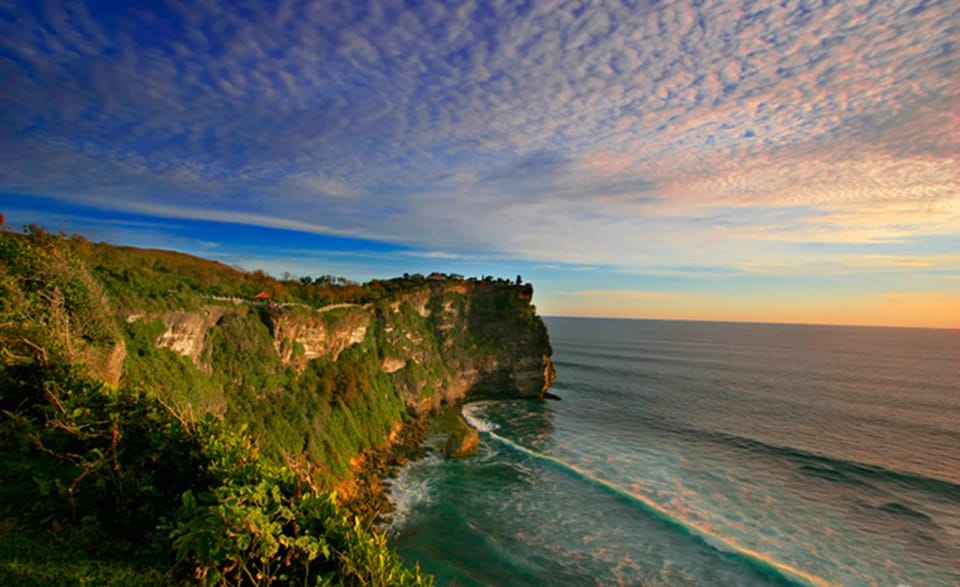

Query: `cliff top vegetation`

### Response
(0, 223, 551, 586)
(0, 225, 444, 585)
(3, 225, 530, 312)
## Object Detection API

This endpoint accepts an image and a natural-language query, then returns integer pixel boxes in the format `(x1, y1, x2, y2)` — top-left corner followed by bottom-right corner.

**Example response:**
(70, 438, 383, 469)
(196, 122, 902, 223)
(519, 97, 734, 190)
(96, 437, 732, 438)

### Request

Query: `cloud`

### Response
(0, 0, 956, 275)
(30, 193, 382, 241)
(736, 253, 960, 276)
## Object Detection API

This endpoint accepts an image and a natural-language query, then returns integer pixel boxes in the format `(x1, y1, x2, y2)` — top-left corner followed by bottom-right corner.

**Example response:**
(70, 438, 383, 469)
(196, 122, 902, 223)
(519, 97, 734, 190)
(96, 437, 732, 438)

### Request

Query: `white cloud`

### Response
(0, 0, 957, 274)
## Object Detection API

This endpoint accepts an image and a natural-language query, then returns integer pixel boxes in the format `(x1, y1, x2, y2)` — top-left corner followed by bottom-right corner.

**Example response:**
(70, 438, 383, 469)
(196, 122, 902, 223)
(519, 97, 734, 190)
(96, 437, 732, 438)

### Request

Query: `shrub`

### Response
(0, 365, 432, 585)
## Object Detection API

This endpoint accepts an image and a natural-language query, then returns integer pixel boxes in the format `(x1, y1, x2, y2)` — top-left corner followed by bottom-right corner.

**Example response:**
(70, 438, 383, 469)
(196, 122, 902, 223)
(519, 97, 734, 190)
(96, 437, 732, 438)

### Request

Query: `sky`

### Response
(1, 0, 958, 328)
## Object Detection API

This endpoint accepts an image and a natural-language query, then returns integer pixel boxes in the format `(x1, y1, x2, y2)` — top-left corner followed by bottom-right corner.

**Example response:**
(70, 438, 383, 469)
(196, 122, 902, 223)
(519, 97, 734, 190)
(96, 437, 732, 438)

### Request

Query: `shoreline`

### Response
(336, 414, 431, 524)
(337, 403, 480, 525)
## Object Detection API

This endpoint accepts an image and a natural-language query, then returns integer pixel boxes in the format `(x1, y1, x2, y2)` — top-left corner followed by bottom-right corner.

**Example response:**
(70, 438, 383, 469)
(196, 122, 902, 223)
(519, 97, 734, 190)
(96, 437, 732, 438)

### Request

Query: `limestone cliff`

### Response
(372, 281, 555, 413)
(1, 228, 555, 491)
(140, 281, 555, 415)
(132, 306, 227, 370)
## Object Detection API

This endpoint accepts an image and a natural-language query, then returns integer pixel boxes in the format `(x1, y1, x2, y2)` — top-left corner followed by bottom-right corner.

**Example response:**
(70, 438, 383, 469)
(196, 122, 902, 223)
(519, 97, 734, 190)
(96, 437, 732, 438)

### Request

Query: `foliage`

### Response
(0, 227, 120, 371)
(0, 517, 167, 587)
(117, 304, 411, 489)
(122, 318, 226, 416)
(0, 224, 549, 586)
(265, 333, 408, 486)
(0, 364, 431, 586)
(0, 226, 435, 586)
(60, 228, 523, 311)
(205, 309, 292, 425)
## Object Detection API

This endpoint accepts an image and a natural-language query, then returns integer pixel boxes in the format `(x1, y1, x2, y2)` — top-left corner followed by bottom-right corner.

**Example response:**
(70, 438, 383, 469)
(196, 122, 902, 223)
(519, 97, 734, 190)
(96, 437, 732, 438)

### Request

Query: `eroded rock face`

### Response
(380, 282, 556, 414)
(380, 357, 406, 373)
(151, 306, 227, 368)
(270, 308, 370, 367)
(137, 281, 555, 415)
(445, 424, 479, 458)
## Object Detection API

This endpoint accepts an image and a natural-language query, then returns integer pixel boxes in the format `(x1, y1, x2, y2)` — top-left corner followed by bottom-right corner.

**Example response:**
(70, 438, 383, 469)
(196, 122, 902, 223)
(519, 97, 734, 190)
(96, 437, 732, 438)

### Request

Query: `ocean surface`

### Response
(385, 318, 960, 586)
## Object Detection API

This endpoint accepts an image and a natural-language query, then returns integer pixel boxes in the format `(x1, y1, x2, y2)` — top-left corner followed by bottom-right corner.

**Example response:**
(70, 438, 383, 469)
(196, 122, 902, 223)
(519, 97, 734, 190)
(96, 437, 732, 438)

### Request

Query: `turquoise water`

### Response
(386, 318, 960, 586)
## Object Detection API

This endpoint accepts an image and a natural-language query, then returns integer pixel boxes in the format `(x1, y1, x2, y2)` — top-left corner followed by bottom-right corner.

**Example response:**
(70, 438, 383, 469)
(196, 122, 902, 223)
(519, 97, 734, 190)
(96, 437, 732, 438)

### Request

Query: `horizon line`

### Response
(541, 314, 960, 332)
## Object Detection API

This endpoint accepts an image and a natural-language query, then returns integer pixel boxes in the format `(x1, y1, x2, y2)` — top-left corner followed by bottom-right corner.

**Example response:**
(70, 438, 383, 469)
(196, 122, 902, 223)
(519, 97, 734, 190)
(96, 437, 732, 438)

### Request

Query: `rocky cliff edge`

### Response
(143, 280, 555, 414)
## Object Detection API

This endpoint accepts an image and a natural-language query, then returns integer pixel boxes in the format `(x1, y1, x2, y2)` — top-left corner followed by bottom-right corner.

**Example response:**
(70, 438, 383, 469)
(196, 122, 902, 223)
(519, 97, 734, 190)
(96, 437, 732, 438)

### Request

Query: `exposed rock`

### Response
(380, 357, 406, 373)
(151, 306, 227, 367)
(336, 417, 430, 524)
(269, 307, 371, 367)
(444, 417, 479, 458)
(138, 281, 556, 413)
(385, 282, 556, 413)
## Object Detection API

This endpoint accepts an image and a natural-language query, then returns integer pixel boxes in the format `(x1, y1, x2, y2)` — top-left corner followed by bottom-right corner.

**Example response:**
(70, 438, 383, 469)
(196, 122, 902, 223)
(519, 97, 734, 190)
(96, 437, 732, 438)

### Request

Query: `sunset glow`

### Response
(2, 0, 957, 328)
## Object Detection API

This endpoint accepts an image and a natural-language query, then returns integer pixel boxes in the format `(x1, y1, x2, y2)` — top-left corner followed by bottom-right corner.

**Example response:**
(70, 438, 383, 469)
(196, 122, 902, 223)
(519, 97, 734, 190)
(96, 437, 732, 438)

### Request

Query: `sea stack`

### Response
(444, 416, 480, 458)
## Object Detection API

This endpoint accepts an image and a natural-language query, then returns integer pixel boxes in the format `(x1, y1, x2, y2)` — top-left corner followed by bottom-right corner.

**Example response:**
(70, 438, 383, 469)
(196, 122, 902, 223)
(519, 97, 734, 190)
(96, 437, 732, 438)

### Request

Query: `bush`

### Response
(0, 365, 432, 586)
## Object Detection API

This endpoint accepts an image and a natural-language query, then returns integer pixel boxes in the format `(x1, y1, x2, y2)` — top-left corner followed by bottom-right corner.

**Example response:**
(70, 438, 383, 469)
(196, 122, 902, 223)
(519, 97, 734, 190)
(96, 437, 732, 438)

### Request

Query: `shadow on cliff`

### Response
(461, 282, 555, 400)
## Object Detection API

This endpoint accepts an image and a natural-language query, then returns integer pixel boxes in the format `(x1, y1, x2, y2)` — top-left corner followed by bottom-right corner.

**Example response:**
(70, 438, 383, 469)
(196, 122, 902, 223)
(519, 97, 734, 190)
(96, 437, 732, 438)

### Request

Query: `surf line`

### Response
(474, 421, 839, 587)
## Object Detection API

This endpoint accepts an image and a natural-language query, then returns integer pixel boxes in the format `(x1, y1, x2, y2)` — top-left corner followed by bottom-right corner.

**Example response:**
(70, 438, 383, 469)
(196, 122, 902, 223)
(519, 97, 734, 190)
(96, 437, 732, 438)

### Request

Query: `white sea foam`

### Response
(479, 426, 838, 587)
(382, 452, 443, 533)
(461, 401, 499, 432)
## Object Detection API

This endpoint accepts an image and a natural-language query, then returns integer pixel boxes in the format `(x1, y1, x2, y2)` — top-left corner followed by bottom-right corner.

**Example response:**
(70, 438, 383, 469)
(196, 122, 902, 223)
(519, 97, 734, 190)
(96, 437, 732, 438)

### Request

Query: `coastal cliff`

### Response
(138, 280, 555, 412)
(0, 226, 555, 585)
(1, 229, 554, 486)
(126, 288, 553, 488)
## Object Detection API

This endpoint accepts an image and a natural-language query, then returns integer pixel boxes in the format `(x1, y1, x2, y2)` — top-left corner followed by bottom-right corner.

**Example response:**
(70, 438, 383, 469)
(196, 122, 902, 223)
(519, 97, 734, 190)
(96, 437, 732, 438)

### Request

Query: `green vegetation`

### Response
(0, 224, 550, 585)
(123, 317, 227, 416)
(0, 518, 168, 587)
(0, 226, 121, 381)
(0, 364, 429, 586)
(61, 231, 522, 313)
(261, 338, 408, 485)
(0, 227, 431, 585)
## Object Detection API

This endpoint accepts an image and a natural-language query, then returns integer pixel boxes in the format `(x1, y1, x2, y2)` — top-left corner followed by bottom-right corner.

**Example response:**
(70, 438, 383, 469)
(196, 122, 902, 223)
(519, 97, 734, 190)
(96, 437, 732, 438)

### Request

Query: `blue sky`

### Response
(1, 0, 958, 327)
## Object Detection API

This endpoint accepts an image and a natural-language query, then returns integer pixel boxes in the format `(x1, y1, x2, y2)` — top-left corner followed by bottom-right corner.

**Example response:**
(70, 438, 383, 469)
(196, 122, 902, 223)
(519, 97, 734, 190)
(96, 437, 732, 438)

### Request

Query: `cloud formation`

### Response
(1, 0, 957, 274)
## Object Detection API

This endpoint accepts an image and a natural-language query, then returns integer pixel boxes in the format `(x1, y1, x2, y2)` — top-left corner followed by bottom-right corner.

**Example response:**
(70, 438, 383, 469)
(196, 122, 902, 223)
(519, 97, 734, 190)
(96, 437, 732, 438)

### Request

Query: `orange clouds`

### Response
(578, 151, 637, 176)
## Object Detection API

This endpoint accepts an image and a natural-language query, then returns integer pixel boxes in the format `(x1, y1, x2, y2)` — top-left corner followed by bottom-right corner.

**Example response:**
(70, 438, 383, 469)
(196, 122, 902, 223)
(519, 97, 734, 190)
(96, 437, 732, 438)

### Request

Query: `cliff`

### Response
(5, 228, 531, 584)
(0, 228, 555, 487)
(127, 291, 552, 487)
(142, 281, 555, 413)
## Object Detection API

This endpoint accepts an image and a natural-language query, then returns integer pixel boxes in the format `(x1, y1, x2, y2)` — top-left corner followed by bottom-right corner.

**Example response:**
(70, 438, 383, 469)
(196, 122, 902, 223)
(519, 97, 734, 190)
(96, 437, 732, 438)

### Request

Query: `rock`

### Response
(444, 417, 479, 458)
(148, 306, 228, 368)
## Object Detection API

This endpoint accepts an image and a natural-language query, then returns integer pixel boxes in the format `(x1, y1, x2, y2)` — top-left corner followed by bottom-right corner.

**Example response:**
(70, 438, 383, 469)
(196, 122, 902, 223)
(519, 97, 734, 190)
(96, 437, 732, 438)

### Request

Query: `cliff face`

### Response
(143, 281, 555, 415)
(135, 306, 227, 369)
(271, 306, 371, 364)
(374, 281, 555, 413)
(1, 229, 554, 492)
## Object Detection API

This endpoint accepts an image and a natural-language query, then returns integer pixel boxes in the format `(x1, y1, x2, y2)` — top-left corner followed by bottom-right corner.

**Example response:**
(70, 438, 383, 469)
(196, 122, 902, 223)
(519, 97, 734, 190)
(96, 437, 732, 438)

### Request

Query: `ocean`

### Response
(385, 317, 960, 586)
